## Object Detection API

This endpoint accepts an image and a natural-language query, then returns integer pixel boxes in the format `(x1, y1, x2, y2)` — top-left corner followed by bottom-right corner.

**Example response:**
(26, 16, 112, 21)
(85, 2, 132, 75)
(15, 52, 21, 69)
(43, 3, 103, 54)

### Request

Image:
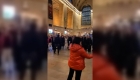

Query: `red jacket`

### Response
(93, 54, 122, 80)
(48, 37, 52, 43)
(68, 44, 92, 70)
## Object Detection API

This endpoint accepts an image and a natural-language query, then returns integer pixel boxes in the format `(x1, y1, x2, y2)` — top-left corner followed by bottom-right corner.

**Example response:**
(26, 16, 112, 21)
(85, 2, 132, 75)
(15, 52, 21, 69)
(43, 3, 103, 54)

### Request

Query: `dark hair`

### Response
(72, 37, 81, 45)
(29, 21, 37, 31)
(92, 29, 105, 53)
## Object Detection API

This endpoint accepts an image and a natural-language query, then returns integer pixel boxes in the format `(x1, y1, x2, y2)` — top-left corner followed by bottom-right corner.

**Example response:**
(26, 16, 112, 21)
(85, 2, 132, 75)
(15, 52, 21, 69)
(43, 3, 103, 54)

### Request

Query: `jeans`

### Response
(67, 68, 82, 80)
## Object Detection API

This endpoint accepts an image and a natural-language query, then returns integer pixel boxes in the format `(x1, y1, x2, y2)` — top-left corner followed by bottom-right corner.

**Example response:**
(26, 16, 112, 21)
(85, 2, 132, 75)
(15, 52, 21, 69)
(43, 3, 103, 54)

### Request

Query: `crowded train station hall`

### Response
(0, 0, 140, 80)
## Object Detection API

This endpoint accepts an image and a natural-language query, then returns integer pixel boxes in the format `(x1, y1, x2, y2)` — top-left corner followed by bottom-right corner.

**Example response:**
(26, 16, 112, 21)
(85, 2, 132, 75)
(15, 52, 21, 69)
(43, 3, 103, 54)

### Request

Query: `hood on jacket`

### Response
(70, 44, 82, 52)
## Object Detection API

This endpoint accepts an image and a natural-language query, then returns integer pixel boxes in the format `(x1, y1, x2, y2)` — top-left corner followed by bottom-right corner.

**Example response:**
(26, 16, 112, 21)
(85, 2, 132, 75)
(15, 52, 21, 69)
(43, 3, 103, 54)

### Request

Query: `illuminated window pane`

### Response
(81, 6, 91, 25)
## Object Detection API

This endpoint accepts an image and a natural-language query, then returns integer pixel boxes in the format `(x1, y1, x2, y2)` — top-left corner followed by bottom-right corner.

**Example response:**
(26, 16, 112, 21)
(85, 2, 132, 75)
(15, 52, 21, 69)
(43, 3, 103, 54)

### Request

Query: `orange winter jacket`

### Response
(68, 44, 92, 70)
(93, 54, 122, 80)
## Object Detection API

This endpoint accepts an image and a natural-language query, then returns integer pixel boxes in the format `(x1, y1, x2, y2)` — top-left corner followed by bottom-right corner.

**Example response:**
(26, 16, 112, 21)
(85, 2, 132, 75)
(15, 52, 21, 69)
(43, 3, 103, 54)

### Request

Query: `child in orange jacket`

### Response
(67, 37, 92, 80)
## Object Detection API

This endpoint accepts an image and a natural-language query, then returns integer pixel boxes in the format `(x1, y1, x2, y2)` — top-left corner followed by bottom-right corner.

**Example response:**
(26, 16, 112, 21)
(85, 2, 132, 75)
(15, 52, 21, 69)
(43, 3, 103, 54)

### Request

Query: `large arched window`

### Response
(81, 6, 91, 25)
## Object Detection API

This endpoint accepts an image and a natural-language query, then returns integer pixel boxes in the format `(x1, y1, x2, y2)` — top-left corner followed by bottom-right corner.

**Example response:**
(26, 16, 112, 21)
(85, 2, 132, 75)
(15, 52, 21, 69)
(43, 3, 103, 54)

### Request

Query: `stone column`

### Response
(59, 3, 64, 27)
(63, 5, 67, 28)
(62, 5, 68, 34)
(73, 12, 81, 29)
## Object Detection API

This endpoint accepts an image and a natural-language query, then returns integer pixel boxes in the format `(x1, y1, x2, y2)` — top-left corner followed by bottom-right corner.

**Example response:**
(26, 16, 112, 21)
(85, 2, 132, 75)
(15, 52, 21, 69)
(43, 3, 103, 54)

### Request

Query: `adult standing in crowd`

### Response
(61, 35, 65, 49)
(123, 26, 139, 78)
(81, 35, 87, 50)
(51, 35, 56, 54)
(19, 20, 40, 80)
(99, 21, 140, 79)
(0, 27, 5, 68)
(54, 34, 61, 55)
(38, 25, 48, 70)
(85, 36, 92, 53)
(67, 35, 72, 49)
(10, 24, 24, 79)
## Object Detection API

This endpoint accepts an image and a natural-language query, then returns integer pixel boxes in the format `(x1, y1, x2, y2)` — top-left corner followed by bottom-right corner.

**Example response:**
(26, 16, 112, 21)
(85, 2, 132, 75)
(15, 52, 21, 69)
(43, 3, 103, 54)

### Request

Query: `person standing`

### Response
(54, 34, 61, 55)
(20, 20, 40, 80)
(123, 27, 139, 78)
(67, 37, 92, 80)
(1, 27, 16, 80)
(10, 25, 23, 77)
(67, 36, 72, 49)
(38, 26, 48, 70)
(86, 36, 92, 53)
(106, 26, 125, 73)
(61, 35, 65, 49)
(48, 36, 52, 51)
(0, 27, 5, 68)
(81, 35, 86, 50)
(51, 35, 56, 53)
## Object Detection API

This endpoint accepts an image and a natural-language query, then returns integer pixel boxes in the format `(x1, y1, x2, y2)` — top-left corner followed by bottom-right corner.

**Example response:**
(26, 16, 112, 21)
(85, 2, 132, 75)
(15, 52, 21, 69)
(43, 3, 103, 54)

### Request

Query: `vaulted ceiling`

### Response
(52, 0, 93, 11)
(72, 0, 92, 11)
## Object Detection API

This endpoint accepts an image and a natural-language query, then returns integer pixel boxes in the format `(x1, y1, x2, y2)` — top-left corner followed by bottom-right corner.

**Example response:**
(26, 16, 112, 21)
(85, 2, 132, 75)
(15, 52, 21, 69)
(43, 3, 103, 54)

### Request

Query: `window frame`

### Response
(81, 5, 91, 25)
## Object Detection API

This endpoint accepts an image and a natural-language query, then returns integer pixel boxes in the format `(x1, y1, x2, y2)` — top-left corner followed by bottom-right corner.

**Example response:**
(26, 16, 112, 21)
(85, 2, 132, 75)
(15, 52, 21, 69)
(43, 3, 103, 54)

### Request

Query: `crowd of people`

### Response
(47, 33, 93, 80)
(0, 18, 139, 80)
(0, 20, 47, 80)
(48, 34, 93, 54)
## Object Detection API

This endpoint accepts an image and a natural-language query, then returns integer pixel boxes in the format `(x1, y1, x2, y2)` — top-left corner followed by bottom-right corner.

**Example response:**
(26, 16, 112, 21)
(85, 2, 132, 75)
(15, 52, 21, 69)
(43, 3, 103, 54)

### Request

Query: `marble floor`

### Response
(1, 48, 140, 80)
(47, 49, 92, 80)
(0, 63, 47, 80)
(0, 49, 92, 80)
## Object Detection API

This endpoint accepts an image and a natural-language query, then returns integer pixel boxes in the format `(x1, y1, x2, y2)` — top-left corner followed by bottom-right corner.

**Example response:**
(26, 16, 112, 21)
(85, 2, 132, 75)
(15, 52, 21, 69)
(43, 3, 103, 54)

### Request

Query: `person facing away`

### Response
(67, 36, 72, 49)
(67, 37, 92, 80)
(60, 35, 65, 49)
(1, 28, 16, 80)
(92, 29, 122, 80)
(0, 27, 5, 67)
(85, 36, 92, 53)
(54, 34, 61, 55)
(81, 35, 86, 50)
(38, 26, 48, 70)
(20, 21, 40, 80)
